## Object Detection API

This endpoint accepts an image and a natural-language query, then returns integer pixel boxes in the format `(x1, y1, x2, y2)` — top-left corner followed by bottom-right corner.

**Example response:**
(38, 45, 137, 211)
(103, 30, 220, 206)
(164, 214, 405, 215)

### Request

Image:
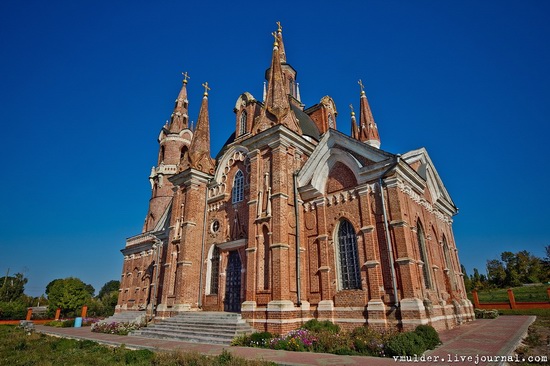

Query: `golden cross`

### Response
(349, 104, 354, 114)
(202, 82, 211, 95)
(276, 21, 282, 33)
(182, 71, 190, 83)
(271, 31, 278, 45)
(358, 79, 365, 93)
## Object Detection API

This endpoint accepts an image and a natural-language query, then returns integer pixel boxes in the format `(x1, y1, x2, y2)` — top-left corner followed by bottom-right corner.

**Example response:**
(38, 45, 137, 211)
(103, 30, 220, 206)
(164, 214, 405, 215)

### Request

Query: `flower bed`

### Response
(90, 321, 142, 335)
(232, 319, 441, 357)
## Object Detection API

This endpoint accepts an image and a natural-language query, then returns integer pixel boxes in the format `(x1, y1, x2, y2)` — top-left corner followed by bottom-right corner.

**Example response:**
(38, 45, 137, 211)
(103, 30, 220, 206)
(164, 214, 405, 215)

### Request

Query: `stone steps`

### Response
(130, 312, 255, 345)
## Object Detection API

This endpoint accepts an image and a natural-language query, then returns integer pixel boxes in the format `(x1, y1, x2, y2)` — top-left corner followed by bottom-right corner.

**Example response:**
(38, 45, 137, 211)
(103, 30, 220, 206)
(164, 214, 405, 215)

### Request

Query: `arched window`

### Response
(262, 225, 270, 290)
(239, 111, 247, 136)
(209, 246, 220, 295)
(442, 236, 455, 291)
(159, 145, 165, 164)
(289, 78, 295, 97)
(180, 146, 188, 162)
(337, 220, 362, 290)
(232, 170, 244, 204)
(417, 221, 432, 289)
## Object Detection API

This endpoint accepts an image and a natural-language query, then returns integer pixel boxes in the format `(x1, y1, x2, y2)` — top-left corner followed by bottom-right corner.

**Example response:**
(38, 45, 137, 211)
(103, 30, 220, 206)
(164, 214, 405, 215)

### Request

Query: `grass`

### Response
(0, 325, 275, 366)
(468, 284, 549, 303)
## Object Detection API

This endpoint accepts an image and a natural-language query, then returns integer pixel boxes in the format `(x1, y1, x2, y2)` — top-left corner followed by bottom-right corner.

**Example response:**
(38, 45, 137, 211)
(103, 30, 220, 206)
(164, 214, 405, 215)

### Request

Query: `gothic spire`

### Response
(357, 79, 381, 148)
(350, 104, 359, 140)
(276, 21, 286, 63)
(187, 82, 215, 174)
(169, 72, 190, 133)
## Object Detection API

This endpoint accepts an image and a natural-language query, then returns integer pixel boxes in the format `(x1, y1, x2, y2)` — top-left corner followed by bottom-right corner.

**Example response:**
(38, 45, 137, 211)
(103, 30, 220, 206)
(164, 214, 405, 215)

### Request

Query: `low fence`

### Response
(472, 288, 550, 310)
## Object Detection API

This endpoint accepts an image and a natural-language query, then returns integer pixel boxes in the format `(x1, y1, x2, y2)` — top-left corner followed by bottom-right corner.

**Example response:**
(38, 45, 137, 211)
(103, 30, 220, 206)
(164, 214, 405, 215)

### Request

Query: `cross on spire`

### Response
(358, 79, 365, 94)
(182, 71, 190, 84)
(271, 31, 279, 46)
(276, 21, 282, 33)
(202, 81, 211, 96)
(349, 104, 355, 114)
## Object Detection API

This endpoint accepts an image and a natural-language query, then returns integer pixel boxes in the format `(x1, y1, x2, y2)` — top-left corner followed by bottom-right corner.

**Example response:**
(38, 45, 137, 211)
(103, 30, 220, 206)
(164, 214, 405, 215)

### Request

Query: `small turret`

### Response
(357, 79, 381, 148)
(186, 82, 215, 174)
(350, 104, 359, 140)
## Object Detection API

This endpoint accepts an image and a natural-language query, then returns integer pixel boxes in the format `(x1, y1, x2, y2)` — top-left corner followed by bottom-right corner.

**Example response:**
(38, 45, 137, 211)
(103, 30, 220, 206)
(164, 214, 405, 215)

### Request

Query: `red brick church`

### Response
(116, 23, 474, 333)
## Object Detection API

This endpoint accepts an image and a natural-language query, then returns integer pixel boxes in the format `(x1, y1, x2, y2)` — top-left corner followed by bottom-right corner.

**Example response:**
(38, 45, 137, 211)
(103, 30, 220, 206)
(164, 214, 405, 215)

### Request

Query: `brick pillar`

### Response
(507, 288, 516, 309)
(81, 305, 88, 318)
(472, 290, 480, 308)
(55, 308, 61, 320)
(26, 308, 32, 321)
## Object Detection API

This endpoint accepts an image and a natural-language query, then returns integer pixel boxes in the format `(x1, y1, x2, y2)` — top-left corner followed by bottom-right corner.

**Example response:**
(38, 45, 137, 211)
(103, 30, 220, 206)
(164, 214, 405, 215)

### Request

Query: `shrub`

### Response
(475, 309, 499, 319)
(414, 325, 441, 349)
(0, 301, 27, 320)
(385, 331, 427, 356)
(232, 332, 274, 347)
(350, 326, 397, 356)
(301, 319, 340, 334)
(312, 330, 354, 355)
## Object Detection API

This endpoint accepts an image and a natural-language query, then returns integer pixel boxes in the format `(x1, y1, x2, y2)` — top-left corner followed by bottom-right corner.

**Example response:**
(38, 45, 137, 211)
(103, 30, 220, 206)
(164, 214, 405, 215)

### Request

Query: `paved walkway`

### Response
(35, 315, 535, 366)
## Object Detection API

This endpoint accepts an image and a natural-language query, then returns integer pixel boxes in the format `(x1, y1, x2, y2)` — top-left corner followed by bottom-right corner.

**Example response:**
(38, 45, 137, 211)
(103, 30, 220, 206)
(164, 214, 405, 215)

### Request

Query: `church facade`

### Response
(116, 24, 474, 333)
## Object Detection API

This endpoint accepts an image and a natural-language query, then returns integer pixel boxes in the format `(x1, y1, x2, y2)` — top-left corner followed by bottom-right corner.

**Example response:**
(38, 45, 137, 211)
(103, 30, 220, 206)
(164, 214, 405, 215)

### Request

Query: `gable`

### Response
(401, 147, 456, 213)
(298, 129, 396, 200)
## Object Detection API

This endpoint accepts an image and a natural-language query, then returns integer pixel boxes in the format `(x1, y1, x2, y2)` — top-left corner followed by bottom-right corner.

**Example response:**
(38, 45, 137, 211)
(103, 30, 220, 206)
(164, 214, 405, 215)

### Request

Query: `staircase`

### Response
(99, 311, 146, 325)
(130, 312, 256, 345)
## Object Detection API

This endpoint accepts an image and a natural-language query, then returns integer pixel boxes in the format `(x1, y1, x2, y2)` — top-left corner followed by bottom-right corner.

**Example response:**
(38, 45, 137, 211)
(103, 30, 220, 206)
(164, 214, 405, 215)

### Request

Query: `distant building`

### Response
(116, 23, 474, 332)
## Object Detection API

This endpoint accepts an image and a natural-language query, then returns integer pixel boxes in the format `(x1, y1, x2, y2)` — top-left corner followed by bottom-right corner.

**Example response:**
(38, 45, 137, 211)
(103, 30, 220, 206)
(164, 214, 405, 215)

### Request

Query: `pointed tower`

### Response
(357, 79, 381, 148)
(253, 24, 301, 134)
(350, 104, 359, 140)
(187, 82, 215, 174)
(169, 72, 190, 133)
(143, 74, 194, 232)
(276, 21, 286, 63)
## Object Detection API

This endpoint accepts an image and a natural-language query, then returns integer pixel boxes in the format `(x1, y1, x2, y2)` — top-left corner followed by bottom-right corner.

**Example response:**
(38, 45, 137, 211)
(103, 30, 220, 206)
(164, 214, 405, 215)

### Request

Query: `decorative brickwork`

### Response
(116, 23, 474, 333)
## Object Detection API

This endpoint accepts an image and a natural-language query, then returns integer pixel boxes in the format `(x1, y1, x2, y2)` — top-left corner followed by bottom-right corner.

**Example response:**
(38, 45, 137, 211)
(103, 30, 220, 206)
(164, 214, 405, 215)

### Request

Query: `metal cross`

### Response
(271, 31, 278, 44)
(276, 21, 282, 32)
(182, 71, 190, 83)
(358, 79, 365, 93)
(202, 82, 211, 94)
(349, 104, 354, 113)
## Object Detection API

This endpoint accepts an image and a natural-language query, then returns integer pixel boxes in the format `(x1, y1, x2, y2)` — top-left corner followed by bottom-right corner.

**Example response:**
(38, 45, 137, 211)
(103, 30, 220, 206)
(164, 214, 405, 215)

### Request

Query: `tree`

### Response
(45, 277, 93, 317)
(0, 273, 27, 302)
(461, 265, 473, 291)
(486, 259, 506, 287)
(98, 280, 120, 299)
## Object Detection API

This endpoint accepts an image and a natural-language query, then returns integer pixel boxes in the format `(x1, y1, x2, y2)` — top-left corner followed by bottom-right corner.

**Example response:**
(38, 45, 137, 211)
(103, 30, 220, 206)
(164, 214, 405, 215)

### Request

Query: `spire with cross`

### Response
(202, 82, 211, 96)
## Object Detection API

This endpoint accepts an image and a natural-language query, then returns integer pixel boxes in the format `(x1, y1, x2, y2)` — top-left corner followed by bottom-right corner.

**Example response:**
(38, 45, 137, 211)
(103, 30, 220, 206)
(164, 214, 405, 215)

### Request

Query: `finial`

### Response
(202, 82, 211, 96)
(358, 79, 365, 95)
(182, 71, 190, 84)
(349, 104, 355, 116)
(276, 21, 282, 33)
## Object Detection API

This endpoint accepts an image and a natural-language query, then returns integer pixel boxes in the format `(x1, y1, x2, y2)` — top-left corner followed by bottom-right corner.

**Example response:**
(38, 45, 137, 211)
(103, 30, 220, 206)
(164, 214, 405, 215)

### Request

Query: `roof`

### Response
(290, 103, 320, 141)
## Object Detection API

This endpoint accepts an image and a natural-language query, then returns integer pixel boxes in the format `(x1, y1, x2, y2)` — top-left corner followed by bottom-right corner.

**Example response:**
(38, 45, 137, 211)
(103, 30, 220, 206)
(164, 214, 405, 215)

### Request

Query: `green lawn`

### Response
(0, 325, 274, 366)
(468, 285, 549, 303)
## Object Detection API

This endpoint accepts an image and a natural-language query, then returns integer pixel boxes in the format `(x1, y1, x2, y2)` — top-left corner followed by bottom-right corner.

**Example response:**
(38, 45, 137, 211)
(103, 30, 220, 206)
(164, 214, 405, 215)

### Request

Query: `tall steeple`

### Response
(357, 79, 381, 148)
(187, 82, 215, 174)
(169, 72, 190, 133)
(350, 104, 359, 140)
(255, 25, 301, 134)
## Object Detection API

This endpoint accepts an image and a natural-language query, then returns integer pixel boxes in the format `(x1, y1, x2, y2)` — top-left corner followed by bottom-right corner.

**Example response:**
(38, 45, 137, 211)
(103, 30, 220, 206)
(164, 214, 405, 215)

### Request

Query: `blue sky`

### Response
(1, 0, 548, 297)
